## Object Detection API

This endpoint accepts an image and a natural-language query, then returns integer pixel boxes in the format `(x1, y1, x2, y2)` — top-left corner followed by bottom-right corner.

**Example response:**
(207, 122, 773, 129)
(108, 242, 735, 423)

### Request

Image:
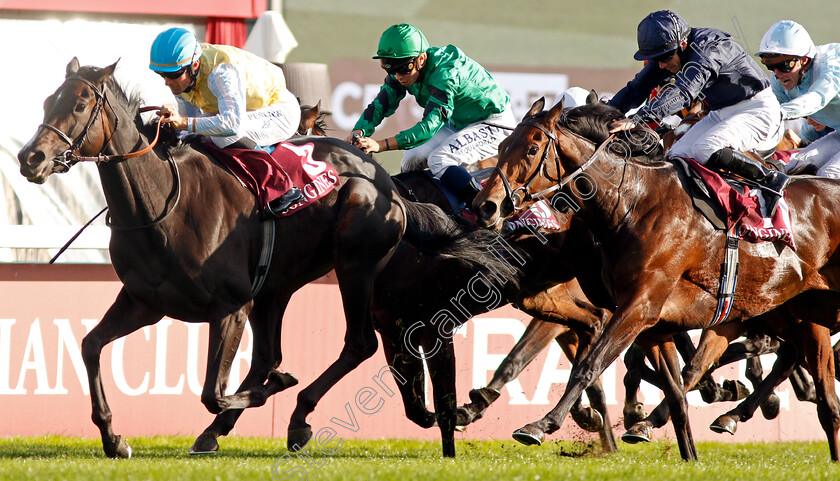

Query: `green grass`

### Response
(0, 436, 838, 481)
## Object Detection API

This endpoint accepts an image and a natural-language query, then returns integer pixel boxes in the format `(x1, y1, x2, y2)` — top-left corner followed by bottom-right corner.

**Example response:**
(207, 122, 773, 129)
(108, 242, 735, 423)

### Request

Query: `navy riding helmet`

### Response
(634, 10, 691, 61)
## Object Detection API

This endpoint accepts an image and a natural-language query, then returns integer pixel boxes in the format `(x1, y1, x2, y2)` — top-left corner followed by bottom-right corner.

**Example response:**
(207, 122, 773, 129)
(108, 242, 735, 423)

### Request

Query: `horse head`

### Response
(475, 96, 606, 229)
(18, 57, 118, 184)
(297, 100, 328, 137)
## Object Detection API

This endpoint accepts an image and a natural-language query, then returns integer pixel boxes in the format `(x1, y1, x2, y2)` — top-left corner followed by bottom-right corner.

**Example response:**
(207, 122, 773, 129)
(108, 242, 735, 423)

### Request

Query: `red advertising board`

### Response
(0, 263, 827, 446)
(0, 0, 266, 18)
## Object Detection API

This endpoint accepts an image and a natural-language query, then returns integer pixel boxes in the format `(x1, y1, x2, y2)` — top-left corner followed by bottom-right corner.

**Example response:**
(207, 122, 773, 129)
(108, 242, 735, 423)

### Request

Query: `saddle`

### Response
(671, 157, 794, 250)
(202, 140, 340, 217)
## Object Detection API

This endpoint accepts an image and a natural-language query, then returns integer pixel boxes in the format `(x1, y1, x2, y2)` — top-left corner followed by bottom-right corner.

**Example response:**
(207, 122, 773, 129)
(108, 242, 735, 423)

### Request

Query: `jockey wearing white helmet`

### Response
(149, 27, 303, 214)
(758, 20, 840, 178)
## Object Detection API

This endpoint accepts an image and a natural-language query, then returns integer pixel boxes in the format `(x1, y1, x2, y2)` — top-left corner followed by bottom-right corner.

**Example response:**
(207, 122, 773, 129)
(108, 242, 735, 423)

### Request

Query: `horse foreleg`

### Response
(81, 289, 163, 458)
(192, 296, 297, 454)
(647, 339, 697, 460)
(458, 317, 563, 426)
(710, 341, 799, 435)
(797, 322, 840, 461)
(380, 329, 436, 429)
(200, 309, 249, 414)
(426, 334, 458, 457)
(512, 299, 658, 447)
(622, 344, 649, 429)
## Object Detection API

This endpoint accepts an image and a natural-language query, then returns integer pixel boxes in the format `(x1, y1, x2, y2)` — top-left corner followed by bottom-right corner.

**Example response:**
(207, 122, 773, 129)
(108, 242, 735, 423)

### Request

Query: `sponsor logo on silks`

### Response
(276, 142, 341, 212)
(447, 125, 500, 153)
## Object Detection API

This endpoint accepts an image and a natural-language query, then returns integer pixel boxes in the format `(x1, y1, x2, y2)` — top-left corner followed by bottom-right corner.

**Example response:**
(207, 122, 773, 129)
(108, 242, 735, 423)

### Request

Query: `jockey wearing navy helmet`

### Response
(149, 27, 304, 215)
(608, 10, 789, 197)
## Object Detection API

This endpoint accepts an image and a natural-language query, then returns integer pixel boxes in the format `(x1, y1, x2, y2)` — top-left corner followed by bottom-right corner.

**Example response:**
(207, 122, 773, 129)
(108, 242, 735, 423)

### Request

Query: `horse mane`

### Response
(75, 64, 190, 156)
(401, 201, 522, 292)
(560, 102, 665, 162)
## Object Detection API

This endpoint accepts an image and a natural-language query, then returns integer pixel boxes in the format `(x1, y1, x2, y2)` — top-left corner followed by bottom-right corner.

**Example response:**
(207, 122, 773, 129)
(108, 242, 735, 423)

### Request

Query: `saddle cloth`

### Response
(673, 157, 795, 250)
(204, 140, 340, 217)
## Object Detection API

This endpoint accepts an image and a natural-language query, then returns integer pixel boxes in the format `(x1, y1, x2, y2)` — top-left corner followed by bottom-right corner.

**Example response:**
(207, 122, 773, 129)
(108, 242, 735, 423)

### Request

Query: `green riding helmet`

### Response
(373, 24, 429, 59)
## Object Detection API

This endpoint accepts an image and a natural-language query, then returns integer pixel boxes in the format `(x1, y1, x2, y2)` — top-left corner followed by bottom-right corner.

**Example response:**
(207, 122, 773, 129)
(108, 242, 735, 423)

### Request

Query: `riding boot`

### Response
(265, 187, 305, 217)
(706, 147, 790, 196)
(440, 165, 481, 207)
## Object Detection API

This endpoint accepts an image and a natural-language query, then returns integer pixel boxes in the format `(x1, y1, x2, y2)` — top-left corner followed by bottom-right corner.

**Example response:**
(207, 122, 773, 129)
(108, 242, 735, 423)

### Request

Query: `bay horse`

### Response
(473, 97, 840, 461)
(16, 58, 442, 458)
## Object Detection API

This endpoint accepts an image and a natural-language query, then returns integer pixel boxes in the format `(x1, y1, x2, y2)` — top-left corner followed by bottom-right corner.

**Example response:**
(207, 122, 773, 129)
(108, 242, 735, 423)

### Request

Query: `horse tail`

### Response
(401, 200, 523, 291)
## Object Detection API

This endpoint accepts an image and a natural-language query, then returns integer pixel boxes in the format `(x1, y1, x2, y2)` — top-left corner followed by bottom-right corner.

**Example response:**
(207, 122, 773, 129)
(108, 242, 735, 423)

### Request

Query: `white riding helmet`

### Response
(560, 87, 591, 108)
(756, 20, 816, 58)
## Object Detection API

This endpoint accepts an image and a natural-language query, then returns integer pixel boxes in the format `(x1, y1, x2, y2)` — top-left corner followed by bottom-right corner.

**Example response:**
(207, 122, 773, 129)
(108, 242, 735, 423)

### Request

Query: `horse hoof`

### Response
(287, 426, 313, 452)
(512, 425, 544, 446)
(189, 433, 219, 455)
(760, 393, 781, 420)
(622, 402, 647, 430)
(269, 370, 299, 390)
(571, 406, 603, 433)
(469, 387, 501, 405)
(114, 435, 132, 459)
(710, 416, 737, 435)
(723, 379, 750, 401)
(621, 423, 652, 444)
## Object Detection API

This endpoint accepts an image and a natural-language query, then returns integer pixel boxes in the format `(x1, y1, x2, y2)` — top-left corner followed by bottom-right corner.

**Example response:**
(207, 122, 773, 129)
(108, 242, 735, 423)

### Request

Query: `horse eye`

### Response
(75, 103, 86, 113)
(528, 145, 539, 156)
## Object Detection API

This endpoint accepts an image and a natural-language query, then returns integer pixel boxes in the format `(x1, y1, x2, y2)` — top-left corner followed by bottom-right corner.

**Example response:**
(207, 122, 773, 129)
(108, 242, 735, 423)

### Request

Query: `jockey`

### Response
(757, 20, 840, 178)
(608, 10, 789, 196)
(346, 23, 516, 205)
(149, 27, 303, 214)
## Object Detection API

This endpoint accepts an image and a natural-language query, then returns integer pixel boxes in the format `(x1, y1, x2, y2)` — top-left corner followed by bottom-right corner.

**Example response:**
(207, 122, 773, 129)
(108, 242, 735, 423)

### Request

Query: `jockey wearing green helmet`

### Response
(149, 26, 304, 215)
(347, 23, 514, 207)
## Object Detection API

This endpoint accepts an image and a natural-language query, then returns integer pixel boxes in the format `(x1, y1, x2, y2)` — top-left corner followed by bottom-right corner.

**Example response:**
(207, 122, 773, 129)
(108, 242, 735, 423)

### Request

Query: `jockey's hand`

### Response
(157, 105, 187, 130)
(354, 136, 381, 155)
(608, 118, 636, 133)
(345, 130, 364, 146)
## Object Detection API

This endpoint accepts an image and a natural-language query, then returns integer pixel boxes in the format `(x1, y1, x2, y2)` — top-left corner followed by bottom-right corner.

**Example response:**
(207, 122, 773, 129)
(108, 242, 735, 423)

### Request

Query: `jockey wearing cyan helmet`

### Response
(347, 23, 516, 206)
(757, 20, 840, 178)
(149, 27, 303, 214)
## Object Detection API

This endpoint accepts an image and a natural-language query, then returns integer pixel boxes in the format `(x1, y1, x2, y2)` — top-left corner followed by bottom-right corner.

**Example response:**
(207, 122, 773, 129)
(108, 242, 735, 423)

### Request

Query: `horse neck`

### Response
(560, 144, 658, 239)
(96, 104, 176, 225)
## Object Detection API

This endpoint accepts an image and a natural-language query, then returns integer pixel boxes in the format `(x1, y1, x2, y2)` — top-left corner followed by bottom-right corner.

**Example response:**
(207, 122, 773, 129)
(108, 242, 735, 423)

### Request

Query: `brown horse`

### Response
(473, 97, 840, 461)
(16, 58, 447, 458)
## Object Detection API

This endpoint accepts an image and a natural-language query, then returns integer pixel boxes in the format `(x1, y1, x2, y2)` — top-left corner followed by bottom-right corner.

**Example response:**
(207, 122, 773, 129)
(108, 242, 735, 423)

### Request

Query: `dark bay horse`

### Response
(372, 217, 618, 457)
(16, 58, 439, 458)
(473, 97, 840, 461)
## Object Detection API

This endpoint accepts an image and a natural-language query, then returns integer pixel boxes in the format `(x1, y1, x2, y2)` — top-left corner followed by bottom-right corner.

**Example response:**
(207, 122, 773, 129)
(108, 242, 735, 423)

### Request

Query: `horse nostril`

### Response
(478, 201, 497, 219)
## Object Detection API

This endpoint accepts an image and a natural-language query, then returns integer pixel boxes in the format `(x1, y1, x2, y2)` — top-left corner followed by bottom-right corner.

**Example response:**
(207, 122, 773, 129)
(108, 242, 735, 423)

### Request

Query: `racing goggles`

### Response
(158, 67, 188, 80)
(382, 58, 416, 76)
(762, 57, 798, 73)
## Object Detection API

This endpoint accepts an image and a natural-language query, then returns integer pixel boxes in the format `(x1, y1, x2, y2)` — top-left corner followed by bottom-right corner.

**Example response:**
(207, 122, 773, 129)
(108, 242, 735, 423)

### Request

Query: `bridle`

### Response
(36, 74, 179, 231)
(494, 115, 616, 211)
(37, 75, 164, 173)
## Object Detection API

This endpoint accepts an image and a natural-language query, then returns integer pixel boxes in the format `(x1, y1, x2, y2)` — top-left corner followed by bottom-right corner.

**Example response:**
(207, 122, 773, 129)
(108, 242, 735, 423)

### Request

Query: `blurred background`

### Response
(0, 0, 836, 262)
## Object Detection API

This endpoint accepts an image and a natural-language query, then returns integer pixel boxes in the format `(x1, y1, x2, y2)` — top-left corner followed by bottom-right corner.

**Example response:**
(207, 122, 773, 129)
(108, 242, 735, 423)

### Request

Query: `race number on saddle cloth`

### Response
(680, 158, 795, 250)
(203, 140, 339, 217)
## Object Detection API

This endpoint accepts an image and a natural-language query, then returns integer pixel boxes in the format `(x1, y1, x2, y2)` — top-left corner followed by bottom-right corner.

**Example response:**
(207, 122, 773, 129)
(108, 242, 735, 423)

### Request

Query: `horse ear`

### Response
(586, 89, 599, 105)
(92, 60, 119, 85)
(525, 97, 546, 119)
(66, 57, 80, 78)
(545, 97, 565, 126)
